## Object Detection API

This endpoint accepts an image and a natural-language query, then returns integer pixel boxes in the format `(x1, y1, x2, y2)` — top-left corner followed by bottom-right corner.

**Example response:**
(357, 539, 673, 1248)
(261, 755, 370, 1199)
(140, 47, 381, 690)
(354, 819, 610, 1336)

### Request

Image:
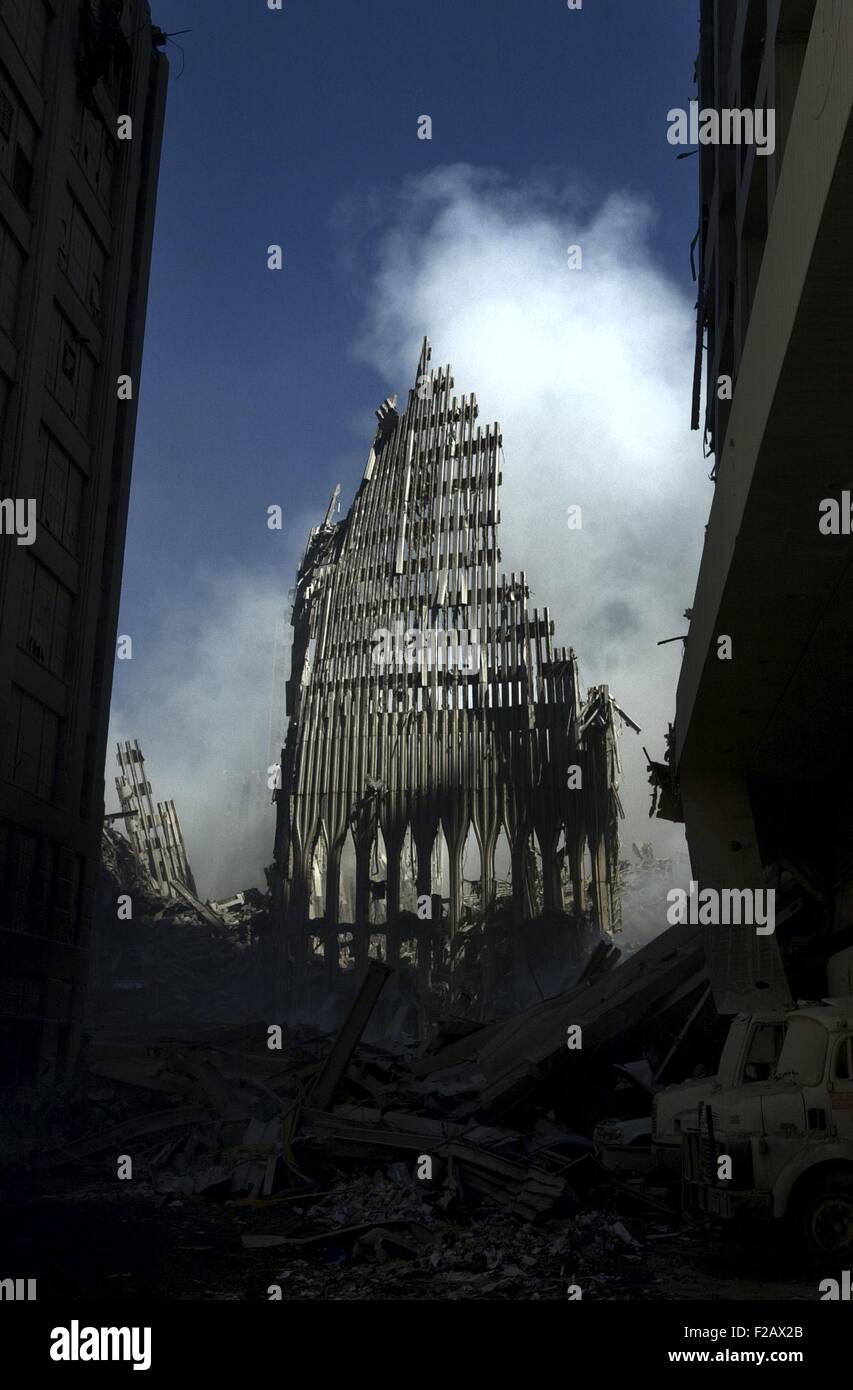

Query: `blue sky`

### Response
(111, 0, 706, 894)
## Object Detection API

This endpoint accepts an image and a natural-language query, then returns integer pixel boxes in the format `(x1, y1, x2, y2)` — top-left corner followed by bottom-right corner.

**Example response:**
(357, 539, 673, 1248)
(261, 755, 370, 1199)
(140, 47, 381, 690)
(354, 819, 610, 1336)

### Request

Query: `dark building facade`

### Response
(0, 0, 167, 1086)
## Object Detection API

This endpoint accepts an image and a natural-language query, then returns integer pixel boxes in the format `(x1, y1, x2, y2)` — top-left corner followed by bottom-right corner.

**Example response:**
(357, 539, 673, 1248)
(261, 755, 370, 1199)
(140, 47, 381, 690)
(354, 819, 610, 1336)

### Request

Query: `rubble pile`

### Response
(207, 890, 268, 940)
(254, 1200, 663, 1301)
(88, 827, 269, 1032)
(31, 1023, 670, 1299)
(34, 920, 716, 1298)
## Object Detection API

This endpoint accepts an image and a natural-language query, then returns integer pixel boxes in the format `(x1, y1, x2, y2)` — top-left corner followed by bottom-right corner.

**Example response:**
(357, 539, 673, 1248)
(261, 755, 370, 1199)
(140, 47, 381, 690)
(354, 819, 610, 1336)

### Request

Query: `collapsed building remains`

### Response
(111, 740, 197, 899)
(270, 341, 637, 1020)
(88, 823, 261, 1033)
(89, 747, 270, 1034)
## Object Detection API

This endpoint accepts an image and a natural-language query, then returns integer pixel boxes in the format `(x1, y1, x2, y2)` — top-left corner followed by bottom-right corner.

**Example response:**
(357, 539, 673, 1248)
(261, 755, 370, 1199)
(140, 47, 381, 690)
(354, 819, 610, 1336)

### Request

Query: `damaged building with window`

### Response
(653, 0, 853, 1013)
(269, 340, 639, 1024)
(0, 0, 168, 1088)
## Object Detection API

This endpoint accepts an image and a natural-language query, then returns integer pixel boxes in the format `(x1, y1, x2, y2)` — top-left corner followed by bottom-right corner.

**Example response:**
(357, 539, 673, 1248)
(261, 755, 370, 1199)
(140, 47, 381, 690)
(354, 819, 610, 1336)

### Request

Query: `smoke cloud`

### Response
(108, 565, 297, 901)
(348, 164, 709, 867)
(111, 165, 709, 906)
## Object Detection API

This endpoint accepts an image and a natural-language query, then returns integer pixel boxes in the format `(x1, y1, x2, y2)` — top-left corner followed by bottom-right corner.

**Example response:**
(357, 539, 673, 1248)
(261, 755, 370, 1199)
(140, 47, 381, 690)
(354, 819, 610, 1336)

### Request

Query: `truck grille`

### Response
(700, 1104, 717, 1183)
(695, 1104, 754, 1189)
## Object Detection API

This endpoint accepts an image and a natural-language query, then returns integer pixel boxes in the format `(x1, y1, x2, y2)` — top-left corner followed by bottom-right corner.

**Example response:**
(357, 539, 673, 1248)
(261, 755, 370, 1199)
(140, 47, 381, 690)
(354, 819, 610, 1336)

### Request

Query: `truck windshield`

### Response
(774, 1018, 827, 1085)
(744, 1023, 785, 1081)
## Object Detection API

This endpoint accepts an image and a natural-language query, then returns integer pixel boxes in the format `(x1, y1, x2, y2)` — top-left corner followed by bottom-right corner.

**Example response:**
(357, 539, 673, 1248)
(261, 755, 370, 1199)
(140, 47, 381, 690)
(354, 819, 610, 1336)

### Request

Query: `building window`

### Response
(0, 216, 24, 340)
(61, 343, 77, 382)
(47, 299, 99, 433)
(7, 828, 36, 931)
(17, 556, 73, 680)
(12, 143, 32, 207)
(35, 428, 85, 556)
(75, 103, 115, 212)
(0, 81, 38, 200)
(58, 187, 107, 320)
(0, 370, 9, 451)
(6, 685, 60, 803)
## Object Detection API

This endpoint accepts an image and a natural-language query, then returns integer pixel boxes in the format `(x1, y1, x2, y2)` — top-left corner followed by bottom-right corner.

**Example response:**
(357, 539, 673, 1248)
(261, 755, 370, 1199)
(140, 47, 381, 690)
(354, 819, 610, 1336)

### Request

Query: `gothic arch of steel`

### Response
(270, 341, 625, 1010)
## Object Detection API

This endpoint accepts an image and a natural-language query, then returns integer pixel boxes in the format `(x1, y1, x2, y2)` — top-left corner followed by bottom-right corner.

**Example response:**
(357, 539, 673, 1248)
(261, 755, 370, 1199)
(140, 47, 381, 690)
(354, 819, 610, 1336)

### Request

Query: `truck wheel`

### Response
(800, 1171, 853, 1259)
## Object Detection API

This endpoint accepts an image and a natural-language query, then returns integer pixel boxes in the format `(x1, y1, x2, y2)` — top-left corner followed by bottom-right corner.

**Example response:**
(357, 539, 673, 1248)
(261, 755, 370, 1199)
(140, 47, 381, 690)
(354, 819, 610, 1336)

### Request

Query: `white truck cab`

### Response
(651, 1010, 786, 1174)
(682, 1000, 853, 1256)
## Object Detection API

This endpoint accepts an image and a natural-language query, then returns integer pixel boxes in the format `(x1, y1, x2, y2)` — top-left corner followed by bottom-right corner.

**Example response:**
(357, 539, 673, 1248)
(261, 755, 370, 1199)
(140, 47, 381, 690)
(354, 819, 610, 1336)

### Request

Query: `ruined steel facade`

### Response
(113, 740, 196, 898)
(271, 341, 624, 1012)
